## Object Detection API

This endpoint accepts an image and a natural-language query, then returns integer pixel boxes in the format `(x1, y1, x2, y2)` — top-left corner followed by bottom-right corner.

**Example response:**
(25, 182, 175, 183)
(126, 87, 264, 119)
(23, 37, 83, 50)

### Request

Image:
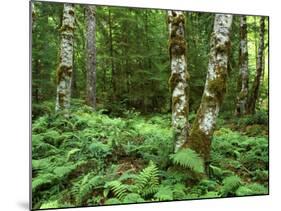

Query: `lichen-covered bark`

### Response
(235, 16, 249, 116)
(168, 11, 189, 152)
(55, 4, 75, 112)
(184, 14, 233, 168)
(247, 17, 265, 114)
(85, 5, 97, 109)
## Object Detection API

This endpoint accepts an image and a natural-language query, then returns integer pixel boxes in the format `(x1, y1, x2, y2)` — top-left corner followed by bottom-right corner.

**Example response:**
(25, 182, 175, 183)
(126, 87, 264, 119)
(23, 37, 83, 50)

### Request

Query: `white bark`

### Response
(236, 16, 249, 115)
(199, 14, 232, 135)
(55, 4, 75, 112)
(187, 14, 233, 163)
(168, 11, 189, 152)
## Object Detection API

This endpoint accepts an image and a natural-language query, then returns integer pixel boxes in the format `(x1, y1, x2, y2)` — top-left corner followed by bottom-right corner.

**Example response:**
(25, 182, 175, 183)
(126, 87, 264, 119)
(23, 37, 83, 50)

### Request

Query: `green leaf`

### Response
(170, 148, 204, 173)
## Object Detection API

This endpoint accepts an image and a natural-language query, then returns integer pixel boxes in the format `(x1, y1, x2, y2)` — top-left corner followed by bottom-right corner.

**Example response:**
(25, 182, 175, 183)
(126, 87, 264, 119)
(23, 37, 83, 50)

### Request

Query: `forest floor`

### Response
(32, 104, 269, 209)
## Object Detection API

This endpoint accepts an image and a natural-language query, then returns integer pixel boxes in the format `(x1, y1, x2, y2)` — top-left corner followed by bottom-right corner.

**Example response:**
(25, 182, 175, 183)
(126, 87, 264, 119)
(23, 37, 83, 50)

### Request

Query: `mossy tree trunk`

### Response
(85, 5, 97, 109)
(247, 17, 265, 114)
(183, 14, 233, 170)
(235, 16, 249, 116)
(168, 11, 189, 152)
(55, 4, 75, 112)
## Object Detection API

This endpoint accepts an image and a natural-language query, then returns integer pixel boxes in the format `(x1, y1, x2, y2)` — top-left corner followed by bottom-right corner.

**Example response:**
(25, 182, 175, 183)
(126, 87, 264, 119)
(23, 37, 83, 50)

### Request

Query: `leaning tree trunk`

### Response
(183, 14, 233, 169)
(55, 4, 75, 112)
(247, 17, 265, 114)
(168, 11, 190, 152)
(85, 5, 97, 109)
(235, 16, 249, 116)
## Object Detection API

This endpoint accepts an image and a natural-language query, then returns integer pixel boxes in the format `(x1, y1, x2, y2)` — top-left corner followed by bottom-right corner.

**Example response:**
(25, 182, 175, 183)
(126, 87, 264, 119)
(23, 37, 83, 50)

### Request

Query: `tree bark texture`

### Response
(85, 5, 97, 109)
(235, 16, 249, 116)
(184, 14, 233, 166)
(247, 17, 265, 114)
(55, 4, 75, 112)
(168, 11, 190, 152)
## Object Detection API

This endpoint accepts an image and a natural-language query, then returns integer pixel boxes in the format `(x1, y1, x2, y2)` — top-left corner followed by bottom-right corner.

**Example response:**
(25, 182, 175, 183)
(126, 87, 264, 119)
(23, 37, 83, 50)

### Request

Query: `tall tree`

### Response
(235, 16, 249, 115)
(108, 9, 116, 100)
(168, 11, 189, 152)
(183, 14, 233, 170)
(247, 17, 265, 114)
(55, 3, 75, 112)
(85, 5, 97, 109)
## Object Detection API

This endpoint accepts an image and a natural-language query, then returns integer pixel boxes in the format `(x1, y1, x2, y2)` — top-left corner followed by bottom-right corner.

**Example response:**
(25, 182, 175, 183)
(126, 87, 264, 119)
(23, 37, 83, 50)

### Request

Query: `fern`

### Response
(135, 161, 159, 197)
(105, 180, 128, 200)
(200, 191, 220, 199)
(154, 186, 173, 201)
(170, 148, 204, 174)
(118, 170, 138, 182)
(105, 198, 122, 205)
(72, 174, 104, 203)
(172, 183, 186, 199)
(122, 193, 145, 203)
(221, 175, 241, 196)
(67, 148, 81, 161)
(32, 173, 57, 193)
(88, 142, 112, 158)
(53, 164, 76, 178)
(236, 183, 268, 196)
(40, 200, 60, 209)
(246, 183, 268, 194)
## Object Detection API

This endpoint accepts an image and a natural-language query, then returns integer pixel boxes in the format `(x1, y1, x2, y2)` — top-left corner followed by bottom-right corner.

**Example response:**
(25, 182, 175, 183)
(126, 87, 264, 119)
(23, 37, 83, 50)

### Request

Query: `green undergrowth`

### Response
(32, 105, 268, 209)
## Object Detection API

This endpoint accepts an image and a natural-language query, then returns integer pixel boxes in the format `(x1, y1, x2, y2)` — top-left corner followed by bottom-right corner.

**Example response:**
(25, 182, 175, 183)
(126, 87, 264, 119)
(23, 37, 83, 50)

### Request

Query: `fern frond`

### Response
(80, 175, 104, 201)
(236, 183, 268, 196)
(172, 183, 186, 199)
(40, 200, 59, 209)
(122, 193, 145, 203)
(105, 198, 121, 205)
(105, 180, 128, 200)
(154, 186, 173, 201)
(221, 175, 241, 196)
(53, 165, 76, 178)
(135, 161, 159, 197)
(170, 149, 204, 173)
(32, 173, 57, 193)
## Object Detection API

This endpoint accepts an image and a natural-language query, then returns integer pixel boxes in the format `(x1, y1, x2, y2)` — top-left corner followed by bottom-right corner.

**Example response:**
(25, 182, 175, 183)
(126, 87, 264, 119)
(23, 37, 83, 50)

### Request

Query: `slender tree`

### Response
(247, 17, 265, 114)
(85, 5, 97, 109)
(235, 16, 249, 116)
(183, 14, 233, 170)
(168, 11, 190, 152)
(55, 4, 75, 112)
(108, 9, 116, 100)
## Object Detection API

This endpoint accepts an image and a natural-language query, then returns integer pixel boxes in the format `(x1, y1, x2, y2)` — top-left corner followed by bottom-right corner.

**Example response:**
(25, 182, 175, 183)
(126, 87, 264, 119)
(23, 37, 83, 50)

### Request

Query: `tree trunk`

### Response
(235, 16, 249, 116)
(184, 14, 233, 169)
(168, 11, 190, 152)
(55, 4, 75, 113)
(247, 17, 265, 114)
(85, 5, 97, 109)
(71, 42, 79, 98)
(108, 9, 116, 100)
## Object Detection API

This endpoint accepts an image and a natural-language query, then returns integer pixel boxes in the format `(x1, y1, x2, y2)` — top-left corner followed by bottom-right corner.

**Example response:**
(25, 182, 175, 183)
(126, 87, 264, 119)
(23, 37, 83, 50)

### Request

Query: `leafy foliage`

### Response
(135, 161, 159, 197)
(170, 148, 205, 174)
(221, 175, 242, 196)
(31, 105, 268, 209)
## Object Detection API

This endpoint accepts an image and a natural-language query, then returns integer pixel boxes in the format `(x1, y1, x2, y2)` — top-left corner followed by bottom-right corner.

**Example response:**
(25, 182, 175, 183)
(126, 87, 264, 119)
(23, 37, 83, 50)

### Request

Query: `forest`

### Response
(31, 1, 269, 210)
